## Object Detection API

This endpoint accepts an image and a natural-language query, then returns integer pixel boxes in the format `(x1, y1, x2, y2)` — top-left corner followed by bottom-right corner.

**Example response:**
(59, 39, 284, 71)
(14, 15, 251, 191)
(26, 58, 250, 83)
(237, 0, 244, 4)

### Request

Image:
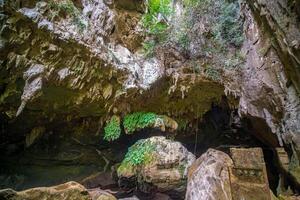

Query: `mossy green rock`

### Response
(118, 136, 195, 193)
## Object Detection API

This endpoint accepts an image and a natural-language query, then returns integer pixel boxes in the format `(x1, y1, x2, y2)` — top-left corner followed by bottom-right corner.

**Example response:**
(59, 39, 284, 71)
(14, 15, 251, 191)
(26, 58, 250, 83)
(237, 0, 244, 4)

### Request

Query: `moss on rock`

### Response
(123, 112, 178, 134)
(117, 139, 155, 177)
(103, 116, 121, 141)
(123, 112, 157, 134)
(117, 136, 195, 194)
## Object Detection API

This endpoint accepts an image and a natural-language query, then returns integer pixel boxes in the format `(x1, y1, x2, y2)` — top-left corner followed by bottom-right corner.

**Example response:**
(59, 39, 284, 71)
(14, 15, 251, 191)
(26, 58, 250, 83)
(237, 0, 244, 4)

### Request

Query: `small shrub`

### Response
(104, 116, 121, 141)
(123, 112, 158, 134)
(141, 0, 173, 56)
(142, 0, 172, 35)
(213, 1, 244, 47)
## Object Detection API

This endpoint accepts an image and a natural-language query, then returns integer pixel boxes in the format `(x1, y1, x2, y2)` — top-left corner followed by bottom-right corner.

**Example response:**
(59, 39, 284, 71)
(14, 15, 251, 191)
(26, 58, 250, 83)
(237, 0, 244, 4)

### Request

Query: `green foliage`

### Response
(213, 1, 244, 47)
(123, 139, 155, 166)
(117, 139, 155, 176)
(205, 66, 221, 81)
(104, 116, 121, 141)
(141, 0, 173, 56)
(142, 0, 172, 35)
(142, 40, 156, 57)
(183, 0, 197, 7)
(123, 112, 158, 134)
(49, 0, 87, 32)
(177, 32, 190, 49)
(171, 0, 212, 52)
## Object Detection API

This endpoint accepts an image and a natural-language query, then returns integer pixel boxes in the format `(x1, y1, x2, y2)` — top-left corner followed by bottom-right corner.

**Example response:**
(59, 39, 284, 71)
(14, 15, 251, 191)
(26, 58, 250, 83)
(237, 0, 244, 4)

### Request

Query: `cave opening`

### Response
(0, 98, 298, 199)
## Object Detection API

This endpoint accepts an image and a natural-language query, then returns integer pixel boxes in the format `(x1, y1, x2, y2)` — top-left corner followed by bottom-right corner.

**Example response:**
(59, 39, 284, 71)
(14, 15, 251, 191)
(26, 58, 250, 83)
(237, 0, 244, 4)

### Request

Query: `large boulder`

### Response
(0, 181, 91, 200)
(185, 149, 233, 200)
(117, 136, 195, 195)
(186, 148, 275, 200)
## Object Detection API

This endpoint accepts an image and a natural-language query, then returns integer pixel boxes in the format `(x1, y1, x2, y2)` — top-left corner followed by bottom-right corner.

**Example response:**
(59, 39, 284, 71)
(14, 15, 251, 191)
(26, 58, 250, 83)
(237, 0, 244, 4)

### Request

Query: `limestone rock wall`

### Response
(0, 0, 224, 147)
(232, 1, 300, 153)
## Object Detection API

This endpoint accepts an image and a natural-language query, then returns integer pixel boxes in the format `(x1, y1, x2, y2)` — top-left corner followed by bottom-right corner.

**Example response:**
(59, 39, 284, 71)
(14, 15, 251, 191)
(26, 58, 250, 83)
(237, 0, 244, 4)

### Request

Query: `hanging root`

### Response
(96, 149, 110, 172)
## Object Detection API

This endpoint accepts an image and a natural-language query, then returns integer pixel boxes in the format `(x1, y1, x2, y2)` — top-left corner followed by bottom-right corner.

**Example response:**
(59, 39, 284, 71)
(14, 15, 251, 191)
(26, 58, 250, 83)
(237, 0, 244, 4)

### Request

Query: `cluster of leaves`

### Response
(183, 0, 206, 6)
(205, 66, 221, 81)
(123, 139, 155, 166)
(175, 31, 190, 50)
(117, 139, 155, 176)
(213, 1, 244, 48)
(141, 0, 173, 56)
(123, 112, 158, 134)
(142, 0, 172, 35)
(103, 116, 121, 141)
(169, 0, 213, 52)
(48, 0, 86, 31)
(142, 40, 156, 57)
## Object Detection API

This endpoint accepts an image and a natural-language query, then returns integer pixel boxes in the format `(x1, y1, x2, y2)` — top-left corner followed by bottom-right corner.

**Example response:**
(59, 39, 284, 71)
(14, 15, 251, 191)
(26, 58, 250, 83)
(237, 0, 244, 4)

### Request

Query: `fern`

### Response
(123, 112, 158, 134)
(117, 139, 155, 176)
(103, 116, 121, 141)
(123, 139, 155, 165)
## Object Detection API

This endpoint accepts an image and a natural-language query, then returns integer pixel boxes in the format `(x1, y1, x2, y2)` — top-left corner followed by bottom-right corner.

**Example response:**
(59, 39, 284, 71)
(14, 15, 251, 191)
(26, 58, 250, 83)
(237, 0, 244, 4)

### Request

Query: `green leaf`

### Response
(103, 116, 121, 141)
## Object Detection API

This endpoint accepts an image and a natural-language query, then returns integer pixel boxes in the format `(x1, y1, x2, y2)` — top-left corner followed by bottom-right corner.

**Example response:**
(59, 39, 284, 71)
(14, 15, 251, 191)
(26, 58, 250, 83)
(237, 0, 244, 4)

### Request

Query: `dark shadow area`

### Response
(0, 97, 297, 199)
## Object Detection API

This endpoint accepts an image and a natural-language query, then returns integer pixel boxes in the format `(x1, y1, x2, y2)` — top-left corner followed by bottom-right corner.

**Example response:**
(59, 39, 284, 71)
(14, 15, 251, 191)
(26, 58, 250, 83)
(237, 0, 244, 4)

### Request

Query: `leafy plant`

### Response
(124, 139, 155, 165)
(142, 40, 156, 57)
(123, 112, 158, 134)
(103, 116, 121, 141)
(213, 1, 244, 47)
(117, 139, 155, 176)
(142, 0, 172, 30)
(205, 66, 221, 81)
(141, 0, 173, 56)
